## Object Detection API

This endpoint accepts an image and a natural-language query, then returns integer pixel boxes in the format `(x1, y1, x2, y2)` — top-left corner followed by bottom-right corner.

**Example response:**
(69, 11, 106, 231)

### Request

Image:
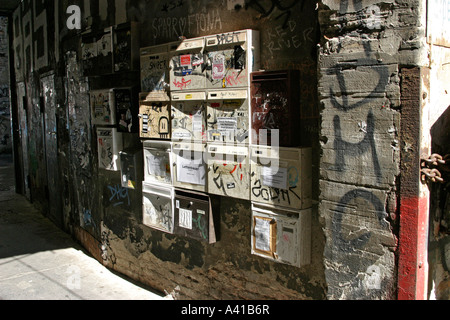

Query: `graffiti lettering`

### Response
(173, 78, 192, 90)
(251, 178, 301, 205)
(216, 32, 240, 45)
(108, 184, 131, 207)
(245, 0, 306, 29)
(332, 189, 389, 252)
(333, 110, 382, 184)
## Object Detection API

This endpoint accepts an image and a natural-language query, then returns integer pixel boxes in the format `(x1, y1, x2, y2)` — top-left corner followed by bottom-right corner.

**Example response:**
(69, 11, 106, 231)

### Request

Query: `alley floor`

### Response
(0, 153, 167, 300)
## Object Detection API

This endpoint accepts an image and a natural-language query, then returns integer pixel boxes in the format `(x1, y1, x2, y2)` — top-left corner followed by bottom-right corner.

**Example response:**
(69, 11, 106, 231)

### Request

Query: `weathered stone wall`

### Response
(0, 16, 11, 154)
(317, 0, 425, 299)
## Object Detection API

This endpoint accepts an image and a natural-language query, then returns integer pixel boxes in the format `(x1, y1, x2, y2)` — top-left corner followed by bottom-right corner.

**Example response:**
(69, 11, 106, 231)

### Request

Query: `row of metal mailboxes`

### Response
(143, 186, 311, 268)
(140, 29, 260, 93)
(142, 141, 312, 211)
(97, 128, 312, 211)
(94, 81, 300, 147)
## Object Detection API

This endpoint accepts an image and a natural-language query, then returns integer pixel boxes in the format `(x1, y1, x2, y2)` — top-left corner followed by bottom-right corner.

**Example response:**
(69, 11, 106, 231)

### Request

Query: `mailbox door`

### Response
(114, 88, 138, 133)
(81, 32, 98, 76)
(204, 30, 260, 90)
(97, 128, 122, 171)
(91, 89, 115, 126)
(251, 204, 311, 267)
(169, 38, 206, 91)
(250, 70, 300, 147)
(143, 141, 172, 186)
(171, 92, 206, 142)
(250, 146, 312, 210)
(139, 93, 171, 139)
(142, 183, 174, 234)
(206, 90, 249, 144)
(207, 144, 250, 200)
(173, 190, 215, 243)
(113, 22, 139, 73)
(140, 44, 170, 94)
(96, 27, 114, 75)
(120, 149, 143, 190)
(172, 143, 207, 192)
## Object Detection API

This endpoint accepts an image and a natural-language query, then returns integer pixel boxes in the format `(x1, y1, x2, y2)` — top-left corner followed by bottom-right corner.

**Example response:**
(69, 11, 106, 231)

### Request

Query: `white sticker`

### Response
(177, 155, 206, 186)
(192, 114, 203, 132)
(254, 217, 271, 252)
(217, 117, 237, 131)
(179, 208, 192, 230)
(261, 166, 288, 190)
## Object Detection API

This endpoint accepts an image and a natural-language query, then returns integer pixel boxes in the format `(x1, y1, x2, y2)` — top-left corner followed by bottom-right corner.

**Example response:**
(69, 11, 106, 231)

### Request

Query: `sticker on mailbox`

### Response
(179, 208, 193, 230)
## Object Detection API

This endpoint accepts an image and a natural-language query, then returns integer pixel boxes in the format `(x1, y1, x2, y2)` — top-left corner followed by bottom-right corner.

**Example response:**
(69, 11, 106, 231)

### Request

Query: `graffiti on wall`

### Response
(320, 0, 398, 299)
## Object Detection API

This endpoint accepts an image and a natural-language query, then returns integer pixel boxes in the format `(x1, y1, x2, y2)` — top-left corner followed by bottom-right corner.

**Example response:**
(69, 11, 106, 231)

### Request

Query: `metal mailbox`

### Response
(251, 203, 311, 268)
(173, 189, 218, 244)
(120, 147, 143, 190)
(206, 89, 249, 144)
(250, 146, 312, 210)
(143, 140, 173, 186)
(113, 22, 140, 73)
(81, 27, 113, 76)
(204, 29, 260, 90)
(97, 127, 123, 171)
(138, 92, 171, 139)
(140, 43, 170, 94)
(142, 182, 174, 234)
(169, 37, 206, 91)
(90, 89, 115, 126)
(171, 91, 207, 142)
(206, 143, 250, 200)
(172, 142, 207, 192)
(250, 70, 301, 147)
(113, 87, 138, 133)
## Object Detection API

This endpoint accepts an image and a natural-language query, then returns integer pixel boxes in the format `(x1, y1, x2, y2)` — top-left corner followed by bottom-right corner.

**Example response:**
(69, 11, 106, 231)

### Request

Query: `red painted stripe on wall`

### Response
(398, 196, 429, 300)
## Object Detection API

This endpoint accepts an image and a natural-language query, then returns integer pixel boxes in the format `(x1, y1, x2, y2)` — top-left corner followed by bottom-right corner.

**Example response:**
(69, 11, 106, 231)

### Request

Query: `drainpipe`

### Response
(398, 67, 429, 300)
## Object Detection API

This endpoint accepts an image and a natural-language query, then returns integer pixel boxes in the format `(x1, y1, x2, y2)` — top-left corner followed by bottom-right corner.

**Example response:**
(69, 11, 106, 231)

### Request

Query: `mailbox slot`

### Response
(142, 182, 174, 234)
(207, 143, 250, 200)
(251, 203, 311, 267)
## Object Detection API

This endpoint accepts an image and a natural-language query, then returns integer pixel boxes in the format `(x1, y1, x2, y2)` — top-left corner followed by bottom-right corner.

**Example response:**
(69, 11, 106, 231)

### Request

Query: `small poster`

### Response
(179, 209, 193, 230)
(255, 217, 271, 252)
(212, 54, 226, 80)
(253, 216, 277, 257)
(261, 166, 288, 190)
(177, 155, 206, 186)
(147, 153, 166, 178)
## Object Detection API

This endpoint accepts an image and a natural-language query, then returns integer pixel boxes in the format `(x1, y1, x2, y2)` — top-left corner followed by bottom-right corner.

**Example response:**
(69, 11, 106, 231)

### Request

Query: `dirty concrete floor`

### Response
(0, 153, 167, 300)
